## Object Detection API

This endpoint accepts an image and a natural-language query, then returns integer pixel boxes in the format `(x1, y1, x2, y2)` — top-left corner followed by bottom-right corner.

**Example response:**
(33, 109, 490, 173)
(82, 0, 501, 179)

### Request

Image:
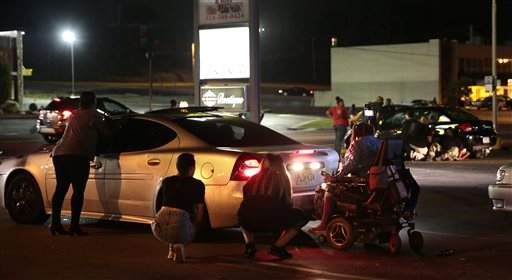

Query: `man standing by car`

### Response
(326, 97, 349, 158)
(50, 91, 109, 236)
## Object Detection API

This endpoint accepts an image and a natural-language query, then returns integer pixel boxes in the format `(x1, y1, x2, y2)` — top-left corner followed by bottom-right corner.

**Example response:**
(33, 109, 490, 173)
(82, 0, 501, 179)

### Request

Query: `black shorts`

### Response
(238, 196, 307, 233)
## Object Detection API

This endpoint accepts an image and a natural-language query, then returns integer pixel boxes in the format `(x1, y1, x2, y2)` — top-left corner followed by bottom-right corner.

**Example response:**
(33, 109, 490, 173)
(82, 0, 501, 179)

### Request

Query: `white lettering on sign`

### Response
(202, 90, 245, 108)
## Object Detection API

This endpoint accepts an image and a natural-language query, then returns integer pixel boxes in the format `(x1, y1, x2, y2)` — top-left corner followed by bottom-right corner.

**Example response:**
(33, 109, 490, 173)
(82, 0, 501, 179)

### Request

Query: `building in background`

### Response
(316, 39, 512, 107)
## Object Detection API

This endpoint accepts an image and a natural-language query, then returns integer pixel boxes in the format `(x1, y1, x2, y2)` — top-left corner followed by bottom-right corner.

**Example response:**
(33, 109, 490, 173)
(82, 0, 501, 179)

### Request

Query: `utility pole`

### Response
(249, 0, 261, 123)
(492, 0, 497, 130)
(146, 51, 153, 111)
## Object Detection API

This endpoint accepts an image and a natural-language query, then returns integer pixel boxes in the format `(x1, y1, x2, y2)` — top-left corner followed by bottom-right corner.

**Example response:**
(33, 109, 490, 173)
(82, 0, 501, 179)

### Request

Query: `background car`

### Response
(473, 96, 512, 110)
(379, 105, 497, 158)
(277, 87, 314, 97)
(489, 164, 512, 211)
(1, 108, 339, 229)
(36, 96, 134, 143)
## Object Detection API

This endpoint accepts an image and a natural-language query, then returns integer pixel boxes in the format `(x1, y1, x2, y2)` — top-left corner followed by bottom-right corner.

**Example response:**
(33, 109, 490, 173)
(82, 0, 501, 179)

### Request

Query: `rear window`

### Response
(444, 108, 479, 122)
(45, 98, 79, 110)
(174, 117, 299, 147)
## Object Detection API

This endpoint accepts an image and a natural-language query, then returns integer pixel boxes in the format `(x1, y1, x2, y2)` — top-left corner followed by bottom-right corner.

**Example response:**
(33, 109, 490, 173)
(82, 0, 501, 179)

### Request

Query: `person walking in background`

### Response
(170, 99, 177, 108)
(50, 91, 109, 236)
(152, 153, 205, 263)
(238, 154, 307, 260)
(326, 96, 349, 158)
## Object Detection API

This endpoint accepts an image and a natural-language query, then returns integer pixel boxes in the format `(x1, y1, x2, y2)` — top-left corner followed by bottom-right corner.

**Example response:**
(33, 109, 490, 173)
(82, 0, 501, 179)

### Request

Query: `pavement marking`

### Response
(218, 257, 386, 280)
(420, 229, 512, 243)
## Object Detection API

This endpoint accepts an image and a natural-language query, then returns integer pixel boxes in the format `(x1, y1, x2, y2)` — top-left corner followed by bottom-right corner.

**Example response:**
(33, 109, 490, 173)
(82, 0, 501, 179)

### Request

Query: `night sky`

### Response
(1, 0, 512, 85)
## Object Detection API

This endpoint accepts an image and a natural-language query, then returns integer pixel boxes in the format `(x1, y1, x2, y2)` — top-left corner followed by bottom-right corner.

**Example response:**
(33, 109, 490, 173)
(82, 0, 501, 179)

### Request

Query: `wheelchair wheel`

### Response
(408, 231, 424, 254)
(388, 233, 402, 255)
(325, 217, 355, 250)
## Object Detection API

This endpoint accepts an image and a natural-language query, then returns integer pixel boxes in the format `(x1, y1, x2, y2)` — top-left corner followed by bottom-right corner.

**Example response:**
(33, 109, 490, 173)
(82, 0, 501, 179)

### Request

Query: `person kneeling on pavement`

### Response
(238, 154, 307, 259)
(151, 153, 205, 263)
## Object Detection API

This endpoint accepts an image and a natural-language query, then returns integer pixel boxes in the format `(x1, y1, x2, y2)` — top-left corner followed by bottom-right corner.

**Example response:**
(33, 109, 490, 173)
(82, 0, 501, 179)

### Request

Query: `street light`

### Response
(61, 30, 77, 95)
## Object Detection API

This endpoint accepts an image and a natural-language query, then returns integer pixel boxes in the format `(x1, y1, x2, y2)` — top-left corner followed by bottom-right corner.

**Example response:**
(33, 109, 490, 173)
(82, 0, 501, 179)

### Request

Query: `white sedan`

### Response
(489, 164, 512, 211)
(0, 108, 338, 228)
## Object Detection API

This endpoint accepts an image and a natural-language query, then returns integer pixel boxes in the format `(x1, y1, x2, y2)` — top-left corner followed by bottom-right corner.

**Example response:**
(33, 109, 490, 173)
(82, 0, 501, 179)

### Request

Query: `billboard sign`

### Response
(199, 0, 249, 26)
(199, 27, 250, 79)
(200, 86, 245, 111)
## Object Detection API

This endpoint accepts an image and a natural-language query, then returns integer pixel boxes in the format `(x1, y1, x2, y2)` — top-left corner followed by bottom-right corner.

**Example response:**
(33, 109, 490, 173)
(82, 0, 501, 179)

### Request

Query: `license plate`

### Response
(294, 171, 316, 187)
(483, 137, 490, 144)
(38, 127, 56, 134)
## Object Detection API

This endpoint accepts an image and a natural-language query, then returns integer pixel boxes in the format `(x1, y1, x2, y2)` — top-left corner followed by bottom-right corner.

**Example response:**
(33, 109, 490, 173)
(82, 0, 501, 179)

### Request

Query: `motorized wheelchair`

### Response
(313, 173, 424, 255)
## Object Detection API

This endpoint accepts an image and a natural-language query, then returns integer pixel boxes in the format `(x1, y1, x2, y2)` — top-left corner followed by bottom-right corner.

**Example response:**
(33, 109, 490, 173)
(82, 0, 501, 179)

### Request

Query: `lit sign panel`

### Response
(199, 0, 249, 26)
(199, 27, 250, 79)
(200, 86, 245, 111)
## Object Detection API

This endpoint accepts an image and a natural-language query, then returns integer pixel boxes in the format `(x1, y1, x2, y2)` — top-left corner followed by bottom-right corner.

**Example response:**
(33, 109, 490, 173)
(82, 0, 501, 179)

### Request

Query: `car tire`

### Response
(42, 134, 61, 144)
(5, 173, 48, 224)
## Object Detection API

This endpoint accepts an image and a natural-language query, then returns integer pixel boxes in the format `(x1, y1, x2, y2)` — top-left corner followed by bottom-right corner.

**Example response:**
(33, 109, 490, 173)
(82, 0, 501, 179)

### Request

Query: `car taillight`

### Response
(230, 154, 263, 181)
(458, 123, 473, 133)
(61, 110, 72, 120)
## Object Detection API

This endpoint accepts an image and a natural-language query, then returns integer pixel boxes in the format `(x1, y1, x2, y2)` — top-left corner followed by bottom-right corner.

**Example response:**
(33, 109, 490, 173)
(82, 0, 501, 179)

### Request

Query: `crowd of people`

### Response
(50, 91, 421, 264)
(325, 95, 471, 162)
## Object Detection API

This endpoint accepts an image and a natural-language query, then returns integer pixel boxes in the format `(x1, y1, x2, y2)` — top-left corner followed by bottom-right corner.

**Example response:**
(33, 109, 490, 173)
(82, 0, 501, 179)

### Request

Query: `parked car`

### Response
(36, 96, 134, 143)
(379, 105, 497, 158)
(0, 108, 338, 228)
(489, 164, 512, 212)
(277, 87, 314, 97)
(473, 96, 512, 110)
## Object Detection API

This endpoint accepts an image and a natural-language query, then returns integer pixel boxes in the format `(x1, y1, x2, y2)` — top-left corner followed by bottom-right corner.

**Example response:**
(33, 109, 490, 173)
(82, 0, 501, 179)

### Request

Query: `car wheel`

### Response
(42, 134, 61, 144)
(5, 173, 48, 224)
(326, 217, 355, 250)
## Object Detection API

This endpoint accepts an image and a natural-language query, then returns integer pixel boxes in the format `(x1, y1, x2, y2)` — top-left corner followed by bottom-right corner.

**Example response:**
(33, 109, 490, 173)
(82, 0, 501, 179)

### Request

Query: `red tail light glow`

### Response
(231, 154, 263, 181)
(458, 123, 473, 133)
(61, 110, 72, 120)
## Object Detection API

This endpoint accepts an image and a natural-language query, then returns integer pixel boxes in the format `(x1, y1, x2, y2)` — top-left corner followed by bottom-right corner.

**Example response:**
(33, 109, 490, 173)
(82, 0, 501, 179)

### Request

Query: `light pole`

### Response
(492, 0, 497, 130)
(61, 30, 77, 95)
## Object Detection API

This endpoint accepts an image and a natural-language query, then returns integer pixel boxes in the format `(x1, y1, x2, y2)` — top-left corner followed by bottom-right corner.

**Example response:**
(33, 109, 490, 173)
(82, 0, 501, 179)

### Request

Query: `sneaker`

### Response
(269, 245, 292, 259)
(244, 242, 257, 258)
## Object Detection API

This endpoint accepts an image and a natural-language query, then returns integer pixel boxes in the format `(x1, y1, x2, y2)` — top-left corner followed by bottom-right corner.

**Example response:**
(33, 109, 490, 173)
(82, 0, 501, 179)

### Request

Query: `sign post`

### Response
(193, 0, 260, 122)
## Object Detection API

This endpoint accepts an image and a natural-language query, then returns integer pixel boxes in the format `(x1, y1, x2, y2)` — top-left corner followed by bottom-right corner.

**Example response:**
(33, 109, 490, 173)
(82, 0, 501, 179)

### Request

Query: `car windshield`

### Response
(174, 117, 299, 147)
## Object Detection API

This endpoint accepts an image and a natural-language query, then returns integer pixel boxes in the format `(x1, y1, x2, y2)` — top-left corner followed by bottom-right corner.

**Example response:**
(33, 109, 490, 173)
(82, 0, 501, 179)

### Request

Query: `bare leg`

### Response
(173, 244, 185, 263)
(310, 192, 334, 231)
(241, 227, 257, 257)
(241, 227, 254, 244)
(168, 243, 174, 259)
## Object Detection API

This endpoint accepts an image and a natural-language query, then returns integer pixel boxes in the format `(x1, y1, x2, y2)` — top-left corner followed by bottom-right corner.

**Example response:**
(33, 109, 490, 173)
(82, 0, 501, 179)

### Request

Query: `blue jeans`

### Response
(334, 125, 347, 158)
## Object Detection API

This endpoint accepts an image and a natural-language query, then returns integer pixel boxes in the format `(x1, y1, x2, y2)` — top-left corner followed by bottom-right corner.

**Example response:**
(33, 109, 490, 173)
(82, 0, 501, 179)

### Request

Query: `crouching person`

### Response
(238, 154, 307, 259)
(152, 153, 205, 263)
